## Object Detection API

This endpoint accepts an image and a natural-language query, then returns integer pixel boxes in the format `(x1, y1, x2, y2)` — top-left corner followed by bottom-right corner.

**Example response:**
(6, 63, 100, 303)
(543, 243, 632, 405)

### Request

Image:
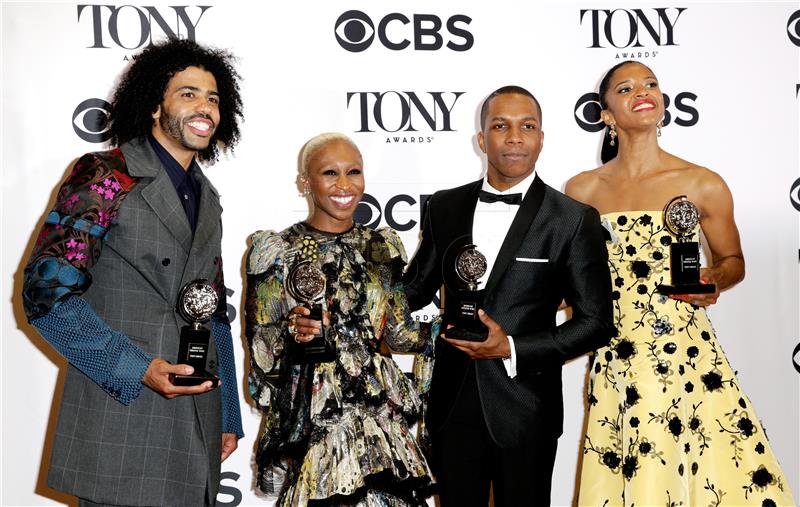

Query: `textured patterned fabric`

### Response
(31, 296, 151, 404)
(245, 223, 437, 506)
(579, 211, 795, 506)
(23, 138, 239, 505)
(212, 318, 243, 437)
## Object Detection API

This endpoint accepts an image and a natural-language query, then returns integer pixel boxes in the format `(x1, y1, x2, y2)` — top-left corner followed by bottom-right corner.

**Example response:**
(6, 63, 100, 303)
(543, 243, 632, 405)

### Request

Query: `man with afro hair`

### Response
(22, 38, 244, 506)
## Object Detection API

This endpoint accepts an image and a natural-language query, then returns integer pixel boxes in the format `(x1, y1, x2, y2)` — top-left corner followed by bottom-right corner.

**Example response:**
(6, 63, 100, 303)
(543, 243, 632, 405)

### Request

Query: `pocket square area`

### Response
(515, 257, 548, 263)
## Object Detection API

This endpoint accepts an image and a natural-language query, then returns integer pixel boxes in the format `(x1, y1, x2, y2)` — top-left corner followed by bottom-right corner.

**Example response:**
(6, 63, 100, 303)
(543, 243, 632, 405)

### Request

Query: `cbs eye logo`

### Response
(334, 10, 473, 52)
(788, 9, 800, 46)
(573, 91, 698, 132)
(354, 193, 426, 231)
(793, 341, 800, 374)
(72, 98, 111, 143)
(790, 177, 800, 212)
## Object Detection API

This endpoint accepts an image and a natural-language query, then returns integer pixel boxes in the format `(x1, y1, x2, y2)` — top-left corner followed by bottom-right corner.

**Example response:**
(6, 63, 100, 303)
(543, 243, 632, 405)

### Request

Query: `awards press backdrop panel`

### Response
(2, 1, 798, 505)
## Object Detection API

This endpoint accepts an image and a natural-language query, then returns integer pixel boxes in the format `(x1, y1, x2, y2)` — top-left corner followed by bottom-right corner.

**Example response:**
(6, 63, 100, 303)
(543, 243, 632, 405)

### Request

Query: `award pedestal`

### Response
(444, 289, 488, 342)
(289, 304, 336, 364)
(171, 324, 220, 386)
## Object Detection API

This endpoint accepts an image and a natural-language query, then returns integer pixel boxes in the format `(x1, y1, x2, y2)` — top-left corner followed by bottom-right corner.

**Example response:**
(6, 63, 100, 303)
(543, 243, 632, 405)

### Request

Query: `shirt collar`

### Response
(481, 170, 536, 198)
(148, 135, 198, 188)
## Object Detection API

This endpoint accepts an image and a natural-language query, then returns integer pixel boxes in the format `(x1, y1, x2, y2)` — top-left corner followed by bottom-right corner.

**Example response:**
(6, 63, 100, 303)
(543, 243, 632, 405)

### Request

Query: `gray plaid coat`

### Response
(43, 138, 224, 506)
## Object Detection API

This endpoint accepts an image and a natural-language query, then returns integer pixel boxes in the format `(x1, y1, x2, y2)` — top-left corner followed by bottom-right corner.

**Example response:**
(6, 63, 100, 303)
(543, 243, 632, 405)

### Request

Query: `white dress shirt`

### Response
(472, 171, 537, 378)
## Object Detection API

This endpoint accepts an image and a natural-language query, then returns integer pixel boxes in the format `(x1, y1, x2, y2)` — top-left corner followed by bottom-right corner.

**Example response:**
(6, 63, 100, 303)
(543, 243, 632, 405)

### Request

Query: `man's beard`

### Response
(159, 110, 215, 152)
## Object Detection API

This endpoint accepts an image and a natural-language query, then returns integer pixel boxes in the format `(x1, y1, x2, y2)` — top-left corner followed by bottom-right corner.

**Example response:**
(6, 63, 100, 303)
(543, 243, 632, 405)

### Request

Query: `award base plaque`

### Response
(170, 323, 220, 387)
(289, 304, 336, 363)
(656, 283, 716, 295)
(655, 197, 716, 297)
(444, 289, 488, 342)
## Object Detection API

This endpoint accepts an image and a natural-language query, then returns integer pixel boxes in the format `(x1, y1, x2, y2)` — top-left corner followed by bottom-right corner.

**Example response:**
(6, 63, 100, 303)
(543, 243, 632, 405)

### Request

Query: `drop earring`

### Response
(609, 124, 617, 147)
(656, 120, 663, 137)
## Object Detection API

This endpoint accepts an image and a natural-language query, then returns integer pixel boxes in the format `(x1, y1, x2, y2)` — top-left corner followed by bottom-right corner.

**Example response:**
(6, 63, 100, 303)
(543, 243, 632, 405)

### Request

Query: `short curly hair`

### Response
(108, 38, 243, 162)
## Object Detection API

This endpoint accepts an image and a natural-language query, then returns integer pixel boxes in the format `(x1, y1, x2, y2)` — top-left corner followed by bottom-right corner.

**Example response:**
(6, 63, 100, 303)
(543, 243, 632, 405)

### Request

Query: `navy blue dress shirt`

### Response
(148, 136, 201, 232)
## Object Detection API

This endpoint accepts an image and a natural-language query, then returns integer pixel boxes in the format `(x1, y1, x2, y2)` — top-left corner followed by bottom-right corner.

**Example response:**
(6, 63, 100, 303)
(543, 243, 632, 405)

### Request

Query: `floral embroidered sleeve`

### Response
(244, 230, 291, 411)
(22, 150, 152, 405)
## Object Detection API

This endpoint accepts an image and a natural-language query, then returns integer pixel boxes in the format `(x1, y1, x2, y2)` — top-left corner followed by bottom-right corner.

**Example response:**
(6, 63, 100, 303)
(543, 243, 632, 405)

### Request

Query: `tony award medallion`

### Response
(172, 279, 220, 386)
(656, 196, 716, 295)
(287, 261, 335, 363)
(444, 244, 489, 342)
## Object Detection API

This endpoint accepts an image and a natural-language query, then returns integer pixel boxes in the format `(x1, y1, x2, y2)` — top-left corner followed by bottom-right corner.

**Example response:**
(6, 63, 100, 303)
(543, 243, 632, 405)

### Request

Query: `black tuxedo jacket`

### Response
(404, 175, 614, 447)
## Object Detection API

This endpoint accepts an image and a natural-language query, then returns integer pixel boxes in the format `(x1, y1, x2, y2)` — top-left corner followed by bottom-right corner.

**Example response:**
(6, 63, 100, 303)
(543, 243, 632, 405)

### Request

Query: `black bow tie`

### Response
(478, 190, 522, 205)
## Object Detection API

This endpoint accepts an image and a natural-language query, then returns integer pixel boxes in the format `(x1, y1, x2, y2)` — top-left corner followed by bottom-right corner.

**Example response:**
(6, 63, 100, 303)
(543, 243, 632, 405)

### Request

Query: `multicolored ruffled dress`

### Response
(578, 211, 795, 506)
(245, 222, 437, 507)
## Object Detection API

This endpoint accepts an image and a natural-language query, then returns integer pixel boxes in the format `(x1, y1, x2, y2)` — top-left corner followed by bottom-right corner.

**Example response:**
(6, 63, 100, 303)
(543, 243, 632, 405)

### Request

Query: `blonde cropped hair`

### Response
(299, 132, 360, 178)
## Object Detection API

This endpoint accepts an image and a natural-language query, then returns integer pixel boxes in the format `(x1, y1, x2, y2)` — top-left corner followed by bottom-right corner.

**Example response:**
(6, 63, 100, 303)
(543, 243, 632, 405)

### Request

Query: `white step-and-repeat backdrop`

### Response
(3, 1, 799, 505)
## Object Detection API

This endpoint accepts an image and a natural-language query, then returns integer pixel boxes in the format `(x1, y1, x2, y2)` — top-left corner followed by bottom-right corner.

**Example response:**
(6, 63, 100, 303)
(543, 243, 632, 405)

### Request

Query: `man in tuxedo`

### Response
(404, 86, 614, 506)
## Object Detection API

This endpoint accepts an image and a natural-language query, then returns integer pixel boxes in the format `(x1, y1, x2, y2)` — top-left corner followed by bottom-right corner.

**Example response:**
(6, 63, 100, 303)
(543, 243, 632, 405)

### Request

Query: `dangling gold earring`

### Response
(657, 120, 663, 137)
(609, 124, 617, 147)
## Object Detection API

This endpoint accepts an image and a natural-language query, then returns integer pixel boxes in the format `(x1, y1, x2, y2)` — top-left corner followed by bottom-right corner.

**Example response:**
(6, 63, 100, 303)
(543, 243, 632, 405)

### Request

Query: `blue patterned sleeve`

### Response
(212, 317, 244, 438)
(31, 296, 152, 404)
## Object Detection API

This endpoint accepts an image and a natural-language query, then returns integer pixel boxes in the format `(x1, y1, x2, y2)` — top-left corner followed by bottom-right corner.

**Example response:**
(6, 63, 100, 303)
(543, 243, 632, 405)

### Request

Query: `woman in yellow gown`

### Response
(566, 61, 795, 506)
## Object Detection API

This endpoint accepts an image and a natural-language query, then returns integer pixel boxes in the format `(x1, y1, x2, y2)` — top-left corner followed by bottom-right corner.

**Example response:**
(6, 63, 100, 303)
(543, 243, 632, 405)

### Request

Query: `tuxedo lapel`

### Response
(448, 179, 482, 243)
(484, 175, 546, 295)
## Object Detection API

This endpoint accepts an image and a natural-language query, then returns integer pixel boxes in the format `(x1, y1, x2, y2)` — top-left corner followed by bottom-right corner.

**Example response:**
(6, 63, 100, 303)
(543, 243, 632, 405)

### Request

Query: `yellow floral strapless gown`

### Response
(578, 211, 795, 507)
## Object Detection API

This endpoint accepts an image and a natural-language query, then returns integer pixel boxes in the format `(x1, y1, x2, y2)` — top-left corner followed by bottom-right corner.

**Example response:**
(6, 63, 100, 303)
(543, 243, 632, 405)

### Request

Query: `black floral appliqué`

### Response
(625, 385, 641, 407)
(751, 466, 775, 487)
(631, 260, 650, 278)
(701, 371, 723, 391)
(668, 416, 683, 437)
(737, 417, 755, 437)
(602, 451, 621, 469)
(615, 339, 636, 360)
(622, 455, 639, 479)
